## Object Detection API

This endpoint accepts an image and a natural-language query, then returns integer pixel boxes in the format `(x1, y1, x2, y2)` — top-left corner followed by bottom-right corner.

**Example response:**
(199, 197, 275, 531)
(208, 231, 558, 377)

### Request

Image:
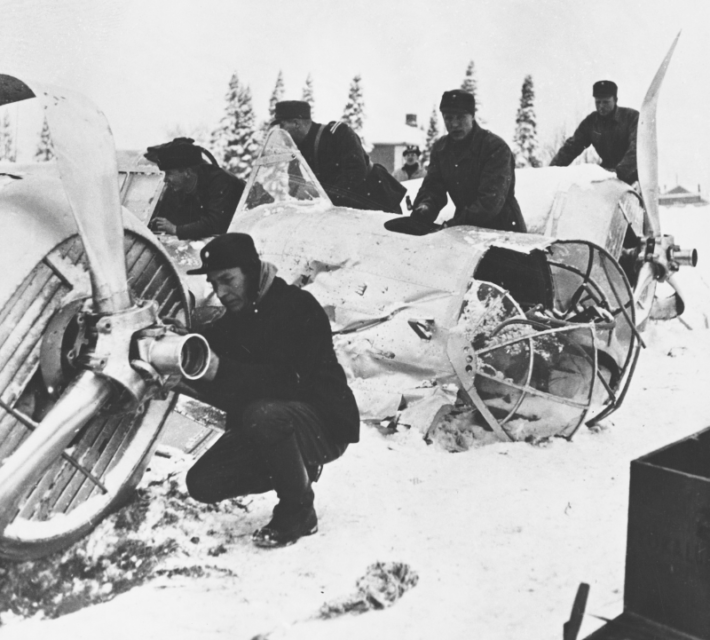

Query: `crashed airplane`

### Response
(0, 34, 695, 559)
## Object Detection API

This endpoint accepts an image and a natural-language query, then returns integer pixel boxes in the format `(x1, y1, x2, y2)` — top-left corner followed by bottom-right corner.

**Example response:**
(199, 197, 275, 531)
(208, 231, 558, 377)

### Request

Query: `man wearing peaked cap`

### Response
(145, 137, 246, 240)
(550, 80, 639, 185)
(273, 100, 405, 213)
(393, 145, 427, 182)
(183, 233, 359, 548)
(411, 89, 526, 232)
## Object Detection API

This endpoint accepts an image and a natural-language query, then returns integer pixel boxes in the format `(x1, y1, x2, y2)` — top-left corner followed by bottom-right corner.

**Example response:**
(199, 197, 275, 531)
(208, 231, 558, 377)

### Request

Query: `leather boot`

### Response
(252, 433, 318, 548)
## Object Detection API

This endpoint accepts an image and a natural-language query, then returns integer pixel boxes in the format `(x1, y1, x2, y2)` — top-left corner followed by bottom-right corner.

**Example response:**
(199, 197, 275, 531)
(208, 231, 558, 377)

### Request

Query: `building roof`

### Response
(664, 185, 693, 195)
(365, 121, 426, 147)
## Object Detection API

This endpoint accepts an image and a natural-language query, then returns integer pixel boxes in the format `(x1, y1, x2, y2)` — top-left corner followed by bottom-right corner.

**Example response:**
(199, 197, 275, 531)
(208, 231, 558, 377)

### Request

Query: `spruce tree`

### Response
(342, 74, 366, 145)
(210, 72, 261, 180)
(267, 70, 285, 122)
(422, 106, 440, 169)
(0, 110, 16, 162)
(259, 70, 286, 140)
(460, 60, 483, 123)
(460, 60, 478, 96)
(301, 73, 315, 118)
(34, 116, 54, 162)
(512, 75, 541, 169)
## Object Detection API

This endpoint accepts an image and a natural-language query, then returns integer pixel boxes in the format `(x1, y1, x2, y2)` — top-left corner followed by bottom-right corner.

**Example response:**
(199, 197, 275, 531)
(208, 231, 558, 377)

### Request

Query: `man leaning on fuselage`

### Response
(549, 80, 639, 185)
(412, 90, 526, 232)
(145, 138, 245, 240)
(274, 100, 404, 213)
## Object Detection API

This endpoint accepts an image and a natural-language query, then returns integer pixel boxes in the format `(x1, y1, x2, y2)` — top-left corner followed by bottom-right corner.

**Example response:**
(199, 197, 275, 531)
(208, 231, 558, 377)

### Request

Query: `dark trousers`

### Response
(185, 399, 347, 503)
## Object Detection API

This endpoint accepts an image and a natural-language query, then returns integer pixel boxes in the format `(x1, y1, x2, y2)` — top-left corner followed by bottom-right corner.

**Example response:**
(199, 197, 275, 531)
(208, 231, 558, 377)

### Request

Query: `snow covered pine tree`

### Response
(422, 106, 440, 169)
(512, 75, 542, 168)
(301, 73, 315, 119)
(260, 70, 285, 139)
(210, 72, 261, 180)
(342, 74, 366, 148)
(461, 60, 484, 125)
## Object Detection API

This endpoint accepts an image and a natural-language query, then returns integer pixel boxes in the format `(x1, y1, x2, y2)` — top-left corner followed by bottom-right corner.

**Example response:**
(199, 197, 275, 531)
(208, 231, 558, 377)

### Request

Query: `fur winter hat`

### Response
(593, 81, 618, 98)
(145, 137, 203, 171)
(439, 90, 475, 115)
(273, 101, 311, 122)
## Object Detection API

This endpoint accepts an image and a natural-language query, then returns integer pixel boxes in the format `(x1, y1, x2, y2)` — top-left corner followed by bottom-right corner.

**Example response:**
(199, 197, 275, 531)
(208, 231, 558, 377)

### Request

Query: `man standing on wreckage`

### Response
(181, 233, 360, 548)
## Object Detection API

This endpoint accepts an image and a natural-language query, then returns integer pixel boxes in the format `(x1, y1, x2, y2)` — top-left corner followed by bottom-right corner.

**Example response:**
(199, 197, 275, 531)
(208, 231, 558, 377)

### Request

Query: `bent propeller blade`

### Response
(637, 31, 681, 237)
(33, 81, 132, 314)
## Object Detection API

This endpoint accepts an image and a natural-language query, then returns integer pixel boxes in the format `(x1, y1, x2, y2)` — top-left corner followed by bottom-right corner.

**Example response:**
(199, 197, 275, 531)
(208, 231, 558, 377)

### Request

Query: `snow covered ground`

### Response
(2, 204, 710, 640)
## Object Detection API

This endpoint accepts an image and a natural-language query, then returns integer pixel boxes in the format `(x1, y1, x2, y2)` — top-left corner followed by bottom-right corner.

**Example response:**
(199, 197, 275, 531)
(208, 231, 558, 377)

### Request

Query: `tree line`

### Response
(0, 64, 587, 175)
(201, 64, 549, 180)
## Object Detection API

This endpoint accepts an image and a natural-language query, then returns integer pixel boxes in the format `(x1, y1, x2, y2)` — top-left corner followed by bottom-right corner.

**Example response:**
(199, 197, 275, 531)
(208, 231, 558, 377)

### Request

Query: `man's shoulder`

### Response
(431, 135, 448, 153)
(199, 164, 245, 189)
(479, 126, 512, 151)
(267, 277, 322, 310)
(617, 106, 640, 120)
(322, 120, 359, 144)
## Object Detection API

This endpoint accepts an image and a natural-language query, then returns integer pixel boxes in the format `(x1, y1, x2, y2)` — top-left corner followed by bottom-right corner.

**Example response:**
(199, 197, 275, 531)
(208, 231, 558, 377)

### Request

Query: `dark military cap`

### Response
(592, 80, 618, 98)
(186, 233, 261, 275)
(273, 100, 311, 122)
(403, 145, 421, 156)
(145, 137, 203, 171)
(439, 90, 475, 115)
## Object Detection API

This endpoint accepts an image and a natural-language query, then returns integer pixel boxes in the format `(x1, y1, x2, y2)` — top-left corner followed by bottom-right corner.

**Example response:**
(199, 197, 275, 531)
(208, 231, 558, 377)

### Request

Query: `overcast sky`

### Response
(1, 0, 708, 190)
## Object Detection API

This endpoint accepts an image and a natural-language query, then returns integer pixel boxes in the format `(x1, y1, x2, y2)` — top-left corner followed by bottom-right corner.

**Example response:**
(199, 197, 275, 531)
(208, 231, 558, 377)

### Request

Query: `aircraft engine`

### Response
(0, 76, 202, 560)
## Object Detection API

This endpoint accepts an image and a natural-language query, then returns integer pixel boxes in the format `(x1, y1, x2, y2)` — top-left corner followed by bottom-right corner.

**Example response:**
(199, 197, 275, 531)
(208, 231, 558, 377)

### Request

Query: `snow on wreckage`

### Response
(161, 127, 640, 445)
(0, 33, 693, 566)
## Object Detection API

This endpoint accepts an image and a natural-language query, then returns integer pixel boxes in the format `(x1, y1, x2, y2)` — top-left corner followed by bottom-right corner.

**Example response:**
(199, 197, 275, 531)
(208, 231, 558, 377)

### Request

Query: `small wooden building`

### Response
(659, 184, 708, 207)
(368, 114, 426, 174)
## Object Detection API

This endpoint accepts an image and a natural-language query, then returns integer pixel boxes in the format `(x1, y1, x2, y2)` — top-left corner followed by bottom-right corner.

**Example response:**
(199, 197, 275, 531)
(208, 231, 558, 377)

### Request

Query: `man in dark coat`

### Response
(273, 100, 403, 213)
(411, 90, 526, 232)
(145, 138, 246, 240)
(183, 233, 359, 548)
(549, 80, 639, 185)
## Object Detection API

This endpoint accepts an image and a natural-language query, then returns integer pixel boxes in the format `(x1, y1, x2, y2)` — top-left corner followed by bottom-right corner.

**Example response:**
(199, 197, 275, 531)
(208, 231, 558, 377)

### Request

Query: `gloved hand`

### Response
(150, 217, 177, 235)
(411, 203, 432, 221)
(201, 348, 221, 381)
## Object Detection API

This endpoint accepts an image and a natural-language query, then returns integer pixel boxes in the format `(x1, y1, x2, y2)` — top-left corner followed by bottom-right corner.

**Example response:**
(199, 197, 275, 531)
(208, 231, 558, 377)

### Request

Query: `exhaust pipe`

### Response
(135, 331, 211, 381)
(672, 247, 697, 268)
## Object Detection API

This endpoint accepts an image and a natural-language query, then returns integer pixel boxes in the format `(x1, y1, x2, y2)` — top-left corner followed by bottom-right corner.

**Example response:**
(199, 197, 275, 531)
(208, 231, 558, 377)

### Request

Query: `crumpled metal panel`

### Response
(518, 165, 645, 253)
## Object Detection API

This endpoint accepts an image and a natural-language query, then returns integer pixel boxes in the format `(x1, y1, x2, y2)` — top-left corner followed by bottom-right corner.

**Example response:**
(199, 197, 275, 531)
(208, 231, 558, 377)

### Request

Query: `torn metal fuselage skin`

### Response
(163, 129, 641, 442)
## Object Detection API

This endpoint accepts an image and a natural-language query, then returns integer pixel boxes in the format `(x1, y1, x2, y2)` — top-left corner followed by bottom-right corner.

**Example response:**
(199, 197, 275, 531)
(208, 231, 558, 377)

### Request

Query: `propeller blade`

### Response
(650, 271, 686, 320)
(30, 80, 131, 314)
(0, 371, 113, 533)
(637, 32, 681, 237)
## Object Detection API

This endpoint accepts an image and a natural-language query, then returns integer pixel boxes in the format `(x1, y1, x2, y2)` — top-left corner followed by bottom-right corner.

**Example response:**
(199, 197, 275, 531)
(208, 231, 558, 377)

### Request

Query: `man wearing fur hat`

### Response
(412, 90, 526, 232)
(273, 100, 404, 213)
(145, 138, 245, 239)
(183, 233, 359, 548)
(549, 80, 639, 185)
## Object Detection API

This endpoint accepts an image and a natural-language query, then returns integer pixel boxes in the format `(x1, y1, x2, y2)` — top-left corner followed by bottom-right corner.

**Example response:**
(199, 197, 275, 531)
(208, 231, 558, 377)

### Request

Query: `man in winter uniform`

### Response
(549, 80, 639, 185)
(393, 145, 427, 182)
(273, 100, 404, 213)
(411, 90, 526, 232)
(145, 137, 245, 240)
(183, 233, 359, 548)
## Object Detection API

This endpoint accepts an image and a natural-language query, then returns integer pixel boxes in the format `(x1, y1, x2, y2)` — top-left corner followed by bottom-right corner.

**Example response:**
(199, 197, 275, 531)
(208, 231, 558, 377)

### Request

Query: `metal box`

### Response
(585, 426, 710, 639)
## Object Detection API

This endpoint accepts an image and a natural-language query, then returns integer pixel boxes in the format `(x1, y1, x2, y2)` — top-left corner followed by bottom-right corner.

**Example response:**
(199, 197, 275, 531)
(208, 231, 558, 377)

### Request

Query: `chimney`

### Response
(405, 114, 417, 127)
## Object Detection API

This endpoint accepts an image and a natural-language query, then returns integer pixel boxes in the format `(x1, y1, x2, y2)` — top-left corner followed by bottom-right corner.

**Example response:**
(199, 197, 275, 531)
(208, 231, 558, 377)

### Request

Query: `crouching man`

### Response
(183, 233, 359, 548)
